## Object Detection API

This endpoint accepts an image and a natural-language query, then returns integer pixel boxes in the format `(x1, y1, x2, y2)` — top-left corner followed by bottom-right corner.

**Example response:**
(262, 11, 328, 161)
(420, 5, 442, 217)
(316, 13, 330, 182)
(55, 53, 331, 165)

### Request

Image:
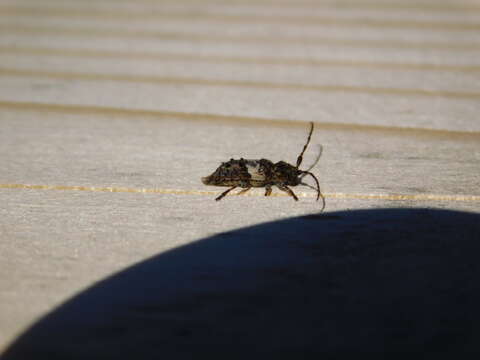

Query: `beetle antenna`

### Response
(300, 170, 325, 211)
(296, 122, 314, 168)
(300, 144, 323, 179)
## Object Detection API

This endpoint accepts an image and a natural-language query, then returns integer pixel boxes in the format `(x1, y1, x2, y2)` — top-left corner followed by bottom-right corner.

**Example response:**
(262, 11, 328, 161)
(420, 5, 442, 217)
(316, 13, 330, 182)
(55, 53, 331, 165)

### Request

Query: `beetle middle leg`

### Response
(265, 185, 272, 197)
(216, 186, 237, 201)
(277, 184, 298, 201)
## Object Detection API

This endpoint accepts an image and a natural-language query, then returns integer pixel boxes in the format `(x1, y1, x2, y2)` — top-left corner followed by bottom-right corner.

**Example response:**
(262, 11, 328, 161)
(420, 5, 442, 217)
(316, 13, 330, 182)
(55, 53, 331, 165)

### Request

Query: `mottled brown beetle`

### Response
(201, 122, 325, 210)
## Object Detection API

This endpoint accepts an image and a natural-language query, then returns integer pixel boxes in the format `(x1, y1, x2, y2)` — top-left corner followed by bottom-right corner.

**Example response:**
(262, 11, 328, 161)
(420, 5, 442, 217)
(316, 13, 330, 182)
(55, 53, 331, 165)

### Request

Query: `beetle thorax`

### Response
(273, 161, 301, 185)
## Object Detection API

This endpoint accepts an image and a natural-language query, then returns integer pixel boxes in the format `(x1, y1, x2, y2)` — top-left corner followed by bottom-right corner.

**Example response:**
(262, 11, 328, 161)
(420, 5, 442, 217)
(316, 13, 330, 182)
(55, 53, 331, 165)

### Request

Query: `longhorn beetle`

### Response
(201, 122, 325, 210)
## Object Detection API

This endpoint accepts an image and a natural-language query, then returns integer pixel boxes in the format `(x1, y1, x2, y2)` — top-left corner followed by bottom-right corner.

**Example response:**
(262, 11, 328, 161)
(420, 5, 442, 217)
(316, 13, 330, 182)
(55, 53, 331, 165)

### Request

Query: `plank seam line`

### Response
(1, 67, 479, 100)
(1, 101, 480, 138)
(2, 5, 480, 31)
(2, 25, 479, 52)
(1, 184, 479, 202)
(20, 0, 480, 13)
(1, 46, 479, 73)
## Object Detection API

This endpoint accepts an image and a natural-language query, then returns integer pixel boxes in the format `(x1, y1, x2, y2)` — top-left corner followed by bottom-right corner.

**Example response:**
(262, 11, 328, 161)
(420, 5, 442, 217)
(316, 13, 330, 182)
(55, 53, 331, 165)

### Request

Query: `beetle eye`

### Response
(225, 163, 231, 168)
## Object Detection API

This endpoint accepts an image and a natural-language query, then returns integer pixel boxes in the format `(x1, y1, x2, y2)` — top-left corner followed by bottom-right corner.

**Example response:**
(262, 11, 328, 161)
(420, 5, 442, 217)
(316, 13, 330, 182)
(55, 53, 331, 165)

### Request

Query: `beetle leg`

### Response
(237, 187, 252, 196)
(277, 185, 298, 201)
(300, 170, 325, 206)
(215, 186, 237, 201)
(265, 186, 272, 197)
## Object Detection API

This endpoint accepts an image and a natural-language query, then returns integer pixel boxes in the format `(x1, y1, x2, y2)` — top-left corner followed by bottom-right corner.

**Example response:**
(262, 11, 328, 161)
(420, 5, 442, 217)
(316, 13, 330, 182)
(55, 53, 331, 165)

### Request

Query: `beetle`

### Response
(201, 122, 325, 210)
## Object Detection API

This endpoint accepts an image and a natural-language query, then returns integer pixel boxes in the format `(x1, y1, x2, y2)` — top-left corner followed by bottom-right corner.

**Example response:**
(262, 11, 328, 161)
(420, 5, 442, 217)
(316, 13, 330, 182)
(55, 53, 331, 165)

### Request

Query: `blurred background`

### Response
(1, 0, 480, 129)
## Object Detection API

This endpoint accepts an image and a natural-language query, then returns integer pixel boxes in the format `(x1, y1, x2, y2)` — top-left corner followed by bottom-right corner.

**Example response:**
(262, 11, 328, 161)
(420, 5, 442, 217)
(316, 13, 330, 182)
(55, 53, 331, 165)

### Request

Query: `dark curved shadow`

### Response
(3, 208, 480, 359)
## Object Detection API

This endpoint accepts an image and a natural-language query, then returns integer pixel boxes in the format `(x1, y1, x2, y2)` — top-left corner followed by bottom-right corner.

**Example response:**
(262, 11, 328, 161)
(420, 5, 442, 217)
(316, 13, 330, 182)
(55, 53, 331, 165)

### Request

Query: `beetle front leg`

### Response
(277, 185, 298, 201)
(215, 186, 237, 201)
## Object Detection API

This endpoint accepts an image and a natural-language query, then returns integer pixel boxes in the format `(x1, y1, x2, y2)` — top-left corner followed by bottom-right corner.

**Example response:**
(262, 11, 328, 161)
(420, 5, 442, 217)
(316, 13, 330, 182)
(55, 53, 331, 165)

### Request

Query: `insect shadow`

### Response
(202, 122, 325, 210)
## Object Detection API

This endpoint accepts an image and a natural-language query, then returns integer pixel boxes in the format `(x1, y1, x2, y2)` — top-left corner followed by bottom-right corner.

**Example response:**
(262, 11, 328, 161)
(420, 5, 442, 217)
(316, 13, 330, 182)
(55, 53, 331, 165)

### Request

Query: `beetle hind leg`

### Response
(277, 185, 298, 201)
